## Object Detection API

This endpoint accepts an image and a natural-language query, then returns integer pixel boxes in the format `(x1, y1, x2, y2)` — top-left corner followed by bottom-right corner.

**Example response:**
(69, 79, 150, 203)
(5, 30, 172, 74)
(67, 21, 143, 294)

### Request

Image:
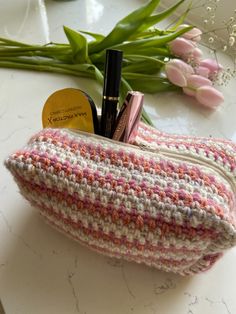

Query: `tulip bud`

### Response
(165, 64, 187, 87)
(187, 75, 212, 88)
(192, 48, 203, 61)
(187, 29, 202, 42)
(196, 86, 224, 109)
(168, 59, 194, 73)
(183, 87, 196, 97)
(200, 59, 223, 76)
(177, 24, 202, 42)
(169, 38, 196, 57)
(183, 75, 212, 97)
(182, 47, 203, 63)
(195, 66, 210, 78)
(165, 59, 193, 87)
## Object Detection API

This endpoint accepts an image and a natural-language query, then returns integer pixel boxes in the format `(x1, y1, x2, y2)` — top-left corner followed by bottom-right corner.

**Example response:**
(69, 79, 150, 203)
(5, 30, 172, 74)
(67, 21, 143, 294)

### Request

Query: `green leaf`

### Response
(124, 54, 164, 65)
(90, 65, 104, 85)
(0, 37, 30, 47)
(125, 47, 170, 57)
(113, 26, 192, 54)
(90, 44, 173, 64)
(128, 28, 165, 41)
(168, 1, 193, 31)
(79, 30, 105, 42)
(63, 26, 88, 63)
(124, 73, 179, 93)
(123, 55, 164, 74)
(136, 0, 186, 33)
(141, 108, 154, 126)
(71, 62, 104, 84)
(89, 0, 161, 54)
(120, 78, 132, 104)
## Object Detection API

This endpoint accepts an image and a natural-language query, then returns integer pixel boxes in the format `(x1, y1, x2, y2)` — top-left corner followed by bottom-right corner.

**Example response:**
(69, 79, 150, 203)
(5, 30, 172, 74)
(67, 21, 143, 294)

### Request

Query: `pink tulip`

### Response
(177, 24, 202, 42)
(183, 74, 212, 96)
(195, 66, 210, 78)
(192, 48, 203, 61)
(200, 59, 223, 76)
(169, 59, 194, 73)
(165, 64, 187, 87)
(182, 47, 203, 63)
(183, 87, 196, 97)
(165, 60, 224, 109)
(196, 86, 224, 108)
(165, 59, 193, 87)
(169, 37, 196, 57)
(187, 75, 212, 88)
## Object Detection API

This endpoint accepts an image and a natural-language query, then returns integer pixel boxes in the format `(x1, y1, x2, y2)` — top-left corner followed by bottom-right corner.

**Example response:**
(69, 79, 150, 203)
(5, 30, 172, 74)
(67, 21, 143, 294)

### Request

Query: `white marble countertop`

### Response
(0, 1, 236, 313)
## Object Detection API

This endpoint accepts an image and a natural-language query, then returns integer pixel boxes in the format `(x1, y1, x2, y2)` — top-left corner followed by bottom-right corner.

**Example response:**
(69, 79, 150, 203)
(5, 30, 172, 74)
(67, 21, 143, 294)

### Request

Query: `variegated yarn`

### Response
(5, 127, 236, 275)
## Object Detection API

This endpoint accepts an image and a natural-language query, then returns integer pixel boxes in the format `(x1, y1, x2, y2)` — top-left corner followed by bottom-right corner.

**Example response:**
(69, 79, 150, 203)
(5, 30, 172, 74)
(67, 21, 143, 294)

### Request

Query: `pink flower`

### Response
(165, 60, 224, 109)
(183, 87, 196, 97)
(187, 75, 212, 88)
(192, 48, 203, 61)
(199, 59, 223, 76)
(196, 86, 224, 109)
(181, 47, 203, 63)
(169, 38, 195, 57)
(165, 59, 193, 87)
(177, 24, 202, 42)
(195, 66, 210, 78)
(183, 75, 212, 96)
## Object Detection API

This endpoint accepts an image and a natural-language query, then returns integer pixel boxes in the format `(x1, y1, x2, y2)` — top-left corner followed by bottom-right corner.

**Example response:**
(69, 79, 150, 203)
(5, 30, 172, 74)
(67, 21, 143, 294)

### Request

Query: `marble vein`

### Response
(0, 127, 31, 143)
(153, 278, 176, 295)
(221, 298, 231, 314)
(67, 271, 80, 313)
(106, 258, 123, 268)
(0, 210, 42, 258)
(184, 293, 232, 314)
(121, 265, 136, 299)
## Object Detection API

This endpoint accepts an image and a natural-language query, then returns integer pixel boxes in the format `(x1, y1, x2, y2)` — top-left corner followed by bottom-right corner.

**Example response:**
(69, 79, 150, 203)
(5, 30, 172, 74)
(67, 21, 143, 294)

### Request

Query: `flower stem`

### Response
(0, 59, 93, 78)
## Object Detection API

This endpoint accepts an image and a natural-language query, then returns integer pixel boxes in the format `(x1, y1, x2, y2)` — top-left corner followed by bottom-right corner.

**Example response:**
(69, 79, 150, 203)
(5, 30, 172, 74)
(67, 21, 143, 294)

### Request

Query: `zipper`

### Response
(66, 129, 235, 194)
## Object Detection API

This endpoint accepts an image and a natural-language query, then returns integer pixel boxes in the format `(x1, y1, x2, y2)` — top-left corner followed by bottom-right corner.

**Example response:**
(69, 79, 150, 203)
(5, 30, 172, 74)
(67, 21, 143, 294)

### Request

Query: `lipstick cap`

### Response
(103, 49, 123, 98)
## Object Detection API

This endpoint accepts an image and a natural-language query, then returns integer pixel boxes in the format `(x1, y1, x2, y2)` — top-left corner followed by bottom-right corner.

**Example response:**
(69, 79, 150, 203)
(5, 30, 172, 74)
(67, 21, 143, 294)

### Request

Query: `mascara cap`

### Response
(103, 49, 123, 98)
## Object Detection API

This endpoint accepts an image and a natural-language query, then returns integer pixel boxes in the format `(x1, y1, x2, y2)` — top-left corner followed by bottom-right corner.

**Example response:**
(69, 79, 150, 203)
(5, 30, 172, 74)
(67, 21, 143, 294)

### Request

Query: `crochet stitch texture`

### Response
(5, 128, 236, 275)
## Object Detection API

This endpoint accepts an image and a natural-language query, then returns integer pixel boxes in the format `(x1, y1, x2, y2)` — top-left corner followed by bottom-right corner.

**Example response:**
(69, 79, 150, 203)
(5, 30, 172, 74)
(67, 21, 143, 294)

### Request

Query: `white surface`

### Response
(161, 0, 236, 29)
(0, 1, 236, 314)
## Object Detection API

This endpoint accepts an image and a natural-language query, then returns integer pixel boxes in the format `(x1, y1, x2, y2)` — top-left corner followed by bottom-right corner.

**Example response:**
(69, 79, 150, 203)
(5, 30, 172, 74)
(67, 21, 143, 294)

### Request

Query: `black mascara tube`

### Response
(100, 49, 123, 138)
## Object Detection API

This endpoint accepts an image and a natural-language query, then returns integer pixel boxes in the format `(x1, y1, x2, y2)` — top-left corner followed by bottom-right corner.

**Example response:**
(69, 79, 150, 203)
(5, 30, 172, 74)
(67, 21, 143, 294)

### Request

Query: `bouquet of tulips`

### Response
(0, 0, 224, 124)
(166, 26, 223, 109)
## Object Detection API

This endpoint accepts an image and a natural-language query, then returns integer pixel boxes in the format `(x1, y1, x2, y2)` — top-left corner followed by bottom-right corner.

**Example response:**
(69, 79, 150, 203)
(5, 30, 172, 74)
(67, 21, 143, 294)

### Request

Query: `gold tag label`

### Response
(42, 88, 95, 133)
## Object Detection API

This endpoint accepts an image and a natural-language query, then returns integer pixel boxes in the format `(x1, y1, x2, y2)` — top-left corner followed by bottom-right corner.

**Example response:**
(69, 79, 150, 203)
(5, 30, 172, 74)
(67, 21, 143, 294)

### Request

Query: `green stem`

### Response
(124, 54, 165, 65)
(0, 37, 30, 47)
(0, 52, 71, 61)
(128, 28, 167, 40)
(123, 72, 167, 80)
(0, 47, 71, 57)
(90, 47, 170, 63)
(141, 108, 154, 126)
(0, 60, 93, 78)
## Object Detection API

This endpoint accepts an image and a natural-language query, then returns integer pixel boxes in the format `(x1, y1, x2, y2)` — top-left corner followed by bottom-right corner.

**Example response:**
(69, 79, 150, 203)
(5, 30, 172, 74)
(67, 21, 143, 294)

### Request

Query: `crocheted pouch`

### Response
(5, 128, 236, 275)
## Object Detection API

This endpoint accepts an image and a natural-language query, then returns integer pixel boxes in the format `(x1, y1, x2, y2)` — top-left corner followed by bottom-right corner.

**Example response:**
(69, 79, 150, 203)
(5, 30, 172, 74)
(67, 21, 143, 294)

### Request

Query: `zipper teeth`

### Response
(66, 129, 235, 194)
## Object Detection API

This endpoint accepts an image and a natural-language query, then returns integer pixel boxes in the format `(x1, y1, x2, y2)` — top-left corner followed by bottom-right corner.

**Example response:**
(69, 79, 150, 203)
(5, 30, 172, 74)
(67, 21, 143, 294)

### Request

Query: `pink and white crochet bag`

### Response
(5, 125, 236, 275)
